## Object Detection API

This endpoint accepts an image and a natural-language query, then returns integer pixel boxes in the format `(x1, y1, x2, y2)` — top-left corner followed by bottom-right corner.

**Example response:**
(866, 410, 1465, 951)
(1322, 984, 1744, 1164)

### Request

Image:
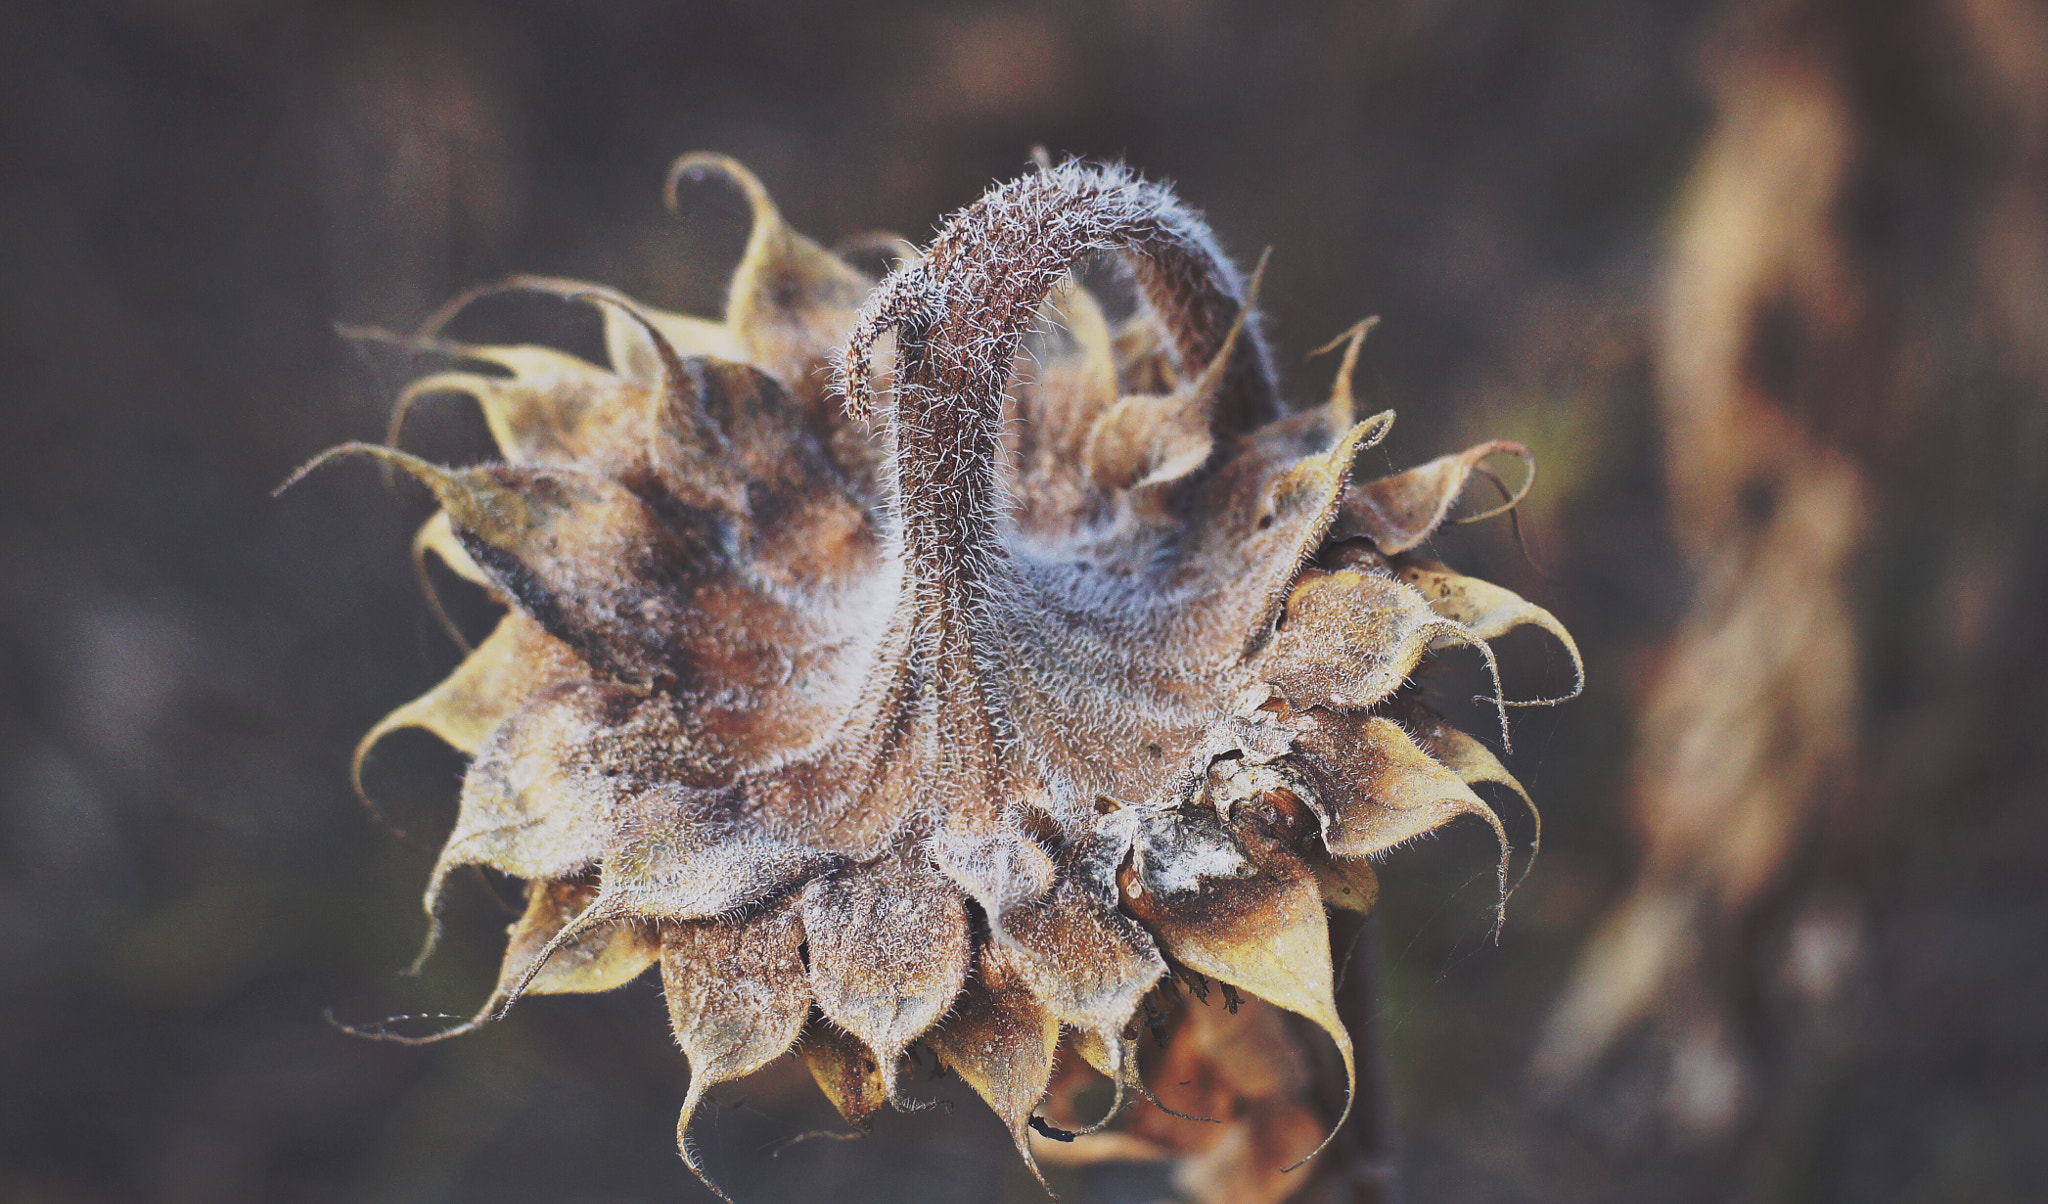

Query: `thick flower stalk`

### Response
(310, 156, 1580, 1200)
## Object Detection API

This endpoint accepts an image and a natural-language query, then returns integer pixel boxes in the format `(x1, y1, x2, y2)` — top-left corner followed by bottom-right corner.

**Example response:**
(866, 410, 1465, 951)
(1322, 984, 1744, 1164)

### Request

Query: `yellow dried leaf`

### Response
(503, 879, 658, 996)
(801, 1019, 892, 1127)
(1123, 801, 1353, 1172)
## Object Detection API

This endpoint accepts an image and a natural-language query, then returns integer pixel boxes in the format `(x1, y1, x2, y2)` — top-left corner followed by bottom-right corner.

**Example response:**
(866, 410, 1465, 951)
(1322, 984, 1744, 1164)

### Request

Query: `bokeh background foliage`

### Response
(3, 0, 2045, 1201)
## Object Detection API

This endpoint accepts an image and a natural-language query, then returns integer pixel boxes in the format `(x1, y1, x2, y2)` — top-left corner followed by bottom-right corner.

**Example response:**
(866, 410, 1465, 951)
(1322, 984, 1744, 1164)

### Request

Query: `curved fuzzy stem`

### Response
(837, 162, 1276, 823)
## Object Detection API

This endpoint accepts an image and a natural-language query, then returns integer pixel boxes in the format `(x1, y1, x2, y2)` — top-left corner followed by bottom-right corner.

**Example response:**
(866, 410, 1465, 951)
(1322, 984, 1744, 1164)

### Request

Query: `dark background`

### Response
(3, 1, 2044, 1201)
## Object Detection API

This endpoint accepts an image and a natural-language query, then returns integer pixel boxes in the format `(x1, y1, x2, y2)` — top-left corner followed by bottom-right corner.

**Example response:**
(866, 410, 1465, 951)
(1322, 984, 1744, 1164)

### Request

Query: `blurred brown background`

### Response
(3, 1, 2044, 1201)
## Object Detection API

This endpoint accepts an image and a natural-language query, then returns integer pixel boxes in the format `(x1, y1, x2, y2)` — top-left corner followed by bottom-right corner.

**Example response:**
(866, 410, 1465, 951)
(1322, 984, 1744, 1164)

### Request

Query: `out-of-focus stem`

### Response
(1320, 909, 1397, 1203)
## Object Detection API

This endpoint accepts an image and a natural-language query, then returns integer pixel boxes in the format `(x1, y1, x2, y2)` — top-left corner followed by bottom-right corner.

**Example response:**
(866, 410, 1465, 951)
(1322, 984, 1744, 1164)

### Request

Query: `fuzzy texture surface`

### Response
(322, 157, 1580, 1201)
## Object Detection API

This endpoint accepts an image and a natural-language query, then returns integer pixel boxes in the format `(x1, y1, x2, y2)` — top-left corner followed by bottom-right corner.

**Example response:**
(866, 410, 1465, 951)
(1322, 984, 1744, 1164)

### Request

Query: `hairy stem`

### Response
(839, 162, 1277, 811)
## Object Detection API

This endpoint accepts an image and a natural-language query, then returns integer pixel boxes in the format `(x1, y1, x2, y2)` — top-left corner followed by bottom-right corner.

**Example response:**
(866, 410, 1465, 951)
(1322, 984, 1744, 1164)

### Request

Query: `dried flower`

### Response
(304, 156, 1580, 1198)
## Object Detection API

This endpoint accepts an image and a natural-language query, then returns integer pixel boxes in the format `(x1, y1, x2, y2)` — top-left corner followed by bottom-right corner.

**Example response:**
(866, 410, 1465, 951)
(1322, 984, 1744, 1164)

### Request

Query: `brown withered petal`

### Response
(800, 855, 973, 1091)
(996, 864, 1166, 1042)
(1396, 699, 1535, 807)
(925, 943, 1062, 1184)
(1038, 993, 1330, 1204)
(661, 897, 811, 1192)
(1332, 438, 1535, 554)
(310, 157, 1579, 1198)
(1083, 254, 1265, 492)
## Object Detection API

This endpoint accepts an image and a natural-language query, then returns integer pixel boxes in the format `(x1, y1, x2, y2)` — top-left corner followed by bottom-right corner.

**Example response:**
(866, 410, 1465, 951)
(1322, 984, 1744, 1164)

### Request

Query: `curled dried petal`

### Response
(1333, 440, 1534, 554)
(1392, 556, 1585, 704)
(1123, 802, 1353, 1172)
(507, 879, 659, 997)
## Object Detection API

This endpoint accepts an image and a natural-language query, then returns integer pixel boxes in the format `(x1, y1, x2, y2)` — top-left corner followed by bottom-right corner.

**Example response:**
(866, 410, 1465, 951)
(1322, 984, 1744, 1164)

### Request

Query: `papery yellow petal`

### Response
(503, 878, 658, 996)
(1312, 854, 1381, 914)
(1084, 256, 1266, 491)
(388, 346, 660, 473)
(1392, 557, 1585, 703)
(352, 611, 581, 815)
(413, 509, 491, 588)
(603, 301, 740, 388)
(1308, 316, 1380, 434)
(667, 153, 871, 396)
(1123, 802, 1352, 1172)
(1169, 413, 1394, 657)
(801, 1018, 892, 1127)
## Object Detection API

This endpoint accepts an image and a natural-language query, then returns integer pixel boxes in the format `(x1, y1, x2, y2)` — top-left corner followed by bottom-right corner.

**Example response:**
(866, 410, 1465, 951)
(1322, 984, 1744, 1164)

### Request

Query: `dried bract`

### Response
(313, 157, 1579, 1198)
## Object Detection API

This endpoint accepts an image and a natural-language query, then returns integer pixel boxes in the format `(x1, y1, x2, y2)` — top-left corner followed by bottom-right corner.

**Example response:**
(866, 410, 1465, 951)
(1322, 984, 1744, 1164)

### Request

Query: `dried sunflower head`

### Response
(309, 156, 1580, 1197)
